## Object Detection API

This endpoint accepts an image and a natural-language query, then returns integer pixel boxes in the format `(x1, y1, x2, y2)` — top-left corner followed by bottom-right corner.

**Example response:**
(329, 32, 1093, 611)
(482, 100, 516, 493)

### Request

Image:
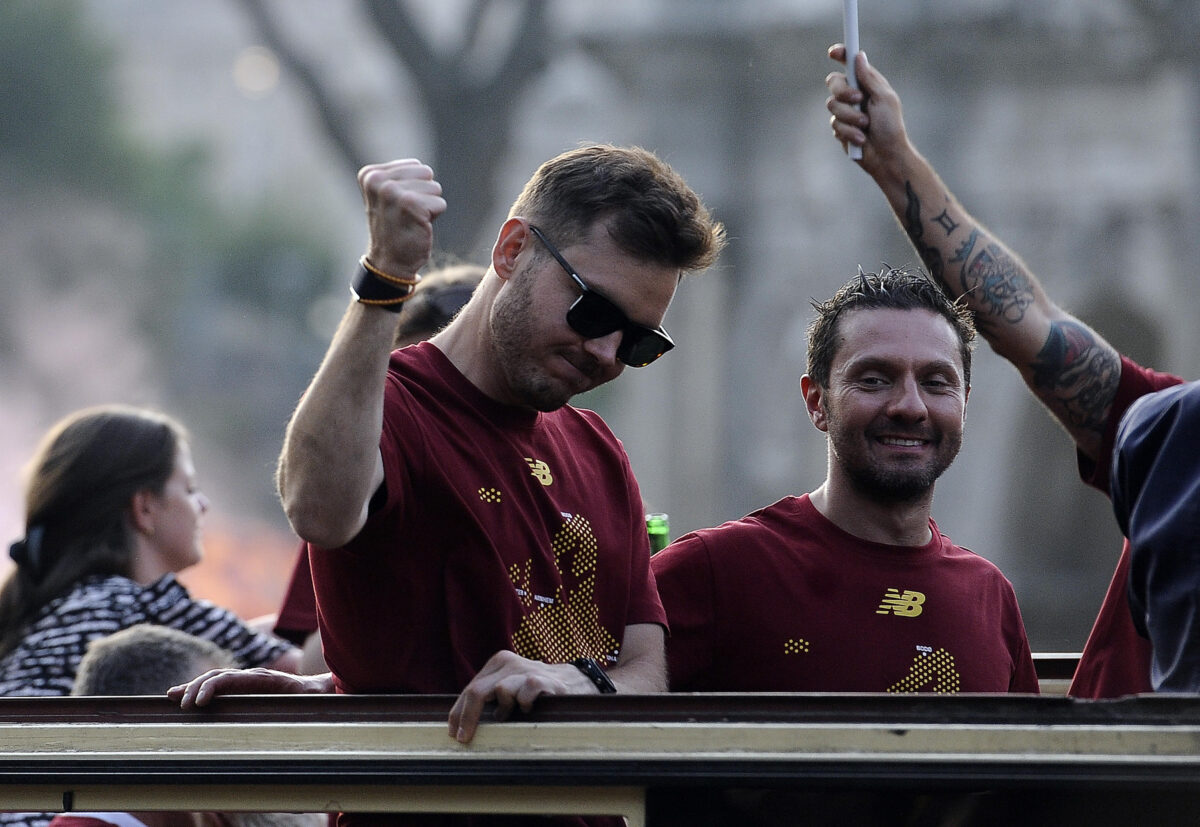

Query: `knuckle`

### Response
(358, 165, 382, 189)
(492, 649, 519, 667)
(463, 681, 491, 704)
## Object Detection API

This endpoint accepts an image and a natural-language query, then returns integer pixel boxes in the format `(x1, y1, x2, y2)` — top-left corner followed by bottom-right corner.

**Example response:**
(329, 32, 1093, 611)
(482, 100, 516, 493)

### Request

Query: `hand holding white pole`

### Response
(842, 0, 863, 160)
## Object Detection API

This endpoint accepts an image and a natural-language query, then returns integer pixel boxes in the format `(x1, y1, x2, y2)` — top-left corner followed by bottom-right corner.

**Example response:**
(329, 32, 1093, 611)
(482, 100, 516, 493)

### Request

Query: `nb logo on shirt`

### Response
(877, 588, 925, 617)
(525, 458, 553, 486)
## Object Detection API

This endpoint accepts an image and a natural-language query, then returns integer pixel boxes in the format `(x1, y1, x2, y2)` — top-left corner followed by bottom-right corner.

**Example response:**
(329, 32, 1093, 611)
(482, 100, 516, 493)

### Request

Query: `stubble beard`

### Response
(489, 274, 573, 412)
(841, 455, 943, 504)
(826, 412, 962, 506)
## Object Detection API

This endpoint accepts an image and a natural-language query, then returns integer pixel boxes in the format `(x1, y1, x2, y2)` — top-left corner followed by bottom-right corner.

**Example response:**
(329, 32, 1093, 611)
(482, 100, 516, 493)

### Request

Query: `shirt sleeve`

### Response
(1077, 355, 1183, 494)
(273, 543, 318, 645)
(1008, 624, 1041, 694)
(143, 576, 293, 668)
(650, 533, 718, 691)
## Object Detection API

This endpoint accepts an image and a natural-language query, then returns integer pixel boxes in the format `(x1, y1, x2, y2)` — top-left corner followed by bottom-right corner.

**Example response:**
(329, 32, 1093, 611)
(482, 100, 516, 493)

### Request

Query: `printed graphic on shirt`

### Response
(887, 646, 961, 693)
(508, 512, 619, 665)
(525, 457, 553, 486)
(784, 638, 810, 654)
(877, 588, 925, 617)
(478, 486, 502, 503)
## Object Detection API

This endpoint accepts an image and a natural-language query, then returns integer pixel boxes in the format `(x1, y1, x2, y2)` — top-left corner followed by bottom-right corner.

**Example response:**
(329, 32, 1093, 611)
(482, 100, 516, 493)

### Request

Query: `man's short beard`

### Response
(489, 270, 574, 412)
(844, 463, 939, 505)
(823, 401, 962, 507)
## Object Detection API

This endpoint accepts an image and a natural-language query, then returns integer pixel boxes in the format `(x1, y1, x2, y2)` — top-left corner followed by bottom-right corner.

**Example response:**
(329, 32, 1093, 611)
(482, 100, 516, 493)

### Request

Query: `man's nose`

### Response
(582, 329, 623, 367)
(887, 376, 928, 420)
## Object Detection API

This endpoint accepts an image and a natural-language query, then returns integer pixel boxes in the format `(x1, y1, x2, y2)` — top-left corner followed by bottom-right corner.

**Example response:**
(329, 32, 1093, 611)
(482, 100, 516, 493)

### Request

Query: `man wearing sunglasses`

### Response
(171, 145, 723, 804)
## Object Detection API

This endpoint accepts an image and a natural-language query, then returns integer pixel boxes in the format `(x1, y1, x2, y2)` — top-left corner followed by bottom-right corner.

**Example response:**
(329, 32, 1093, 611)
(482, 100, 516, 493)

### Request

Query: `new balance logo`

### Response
(877, 588, 925, 617)
(525, 458, 553, 486)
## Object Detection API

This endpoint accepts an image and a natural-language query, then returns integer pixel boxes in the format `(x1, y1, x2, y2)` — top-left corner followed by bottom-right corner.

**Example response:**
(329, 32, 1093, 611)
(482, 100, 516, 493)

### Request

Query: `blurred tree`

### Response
(0, 0, 335, 520)
(0, 0, 333, 322)
(232, 0, 551, 258)
(0, 1, 124, 195)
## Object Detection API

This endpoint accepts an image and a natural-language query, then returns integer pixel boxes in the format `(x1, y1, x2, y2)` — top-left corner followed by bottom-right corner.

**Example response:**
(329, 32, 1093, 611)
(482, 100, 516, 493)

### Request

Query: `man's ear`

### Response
(491, 218, 530, 282)
(800, 374, 829, 433)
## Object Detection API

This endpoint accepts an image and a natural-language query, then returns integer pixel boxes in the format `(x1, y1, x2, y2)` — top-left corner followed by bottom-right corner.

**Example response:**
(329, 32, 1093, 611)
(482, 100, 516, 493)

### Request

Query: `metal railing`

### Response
(0, 688, 1197, 825)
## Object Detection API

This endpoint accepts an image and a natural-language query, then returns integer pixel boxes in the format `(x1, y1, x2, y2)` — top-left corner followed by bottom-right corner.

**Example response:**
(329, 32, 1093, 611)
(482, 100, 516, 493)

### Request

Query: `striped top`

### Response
(0, 572, 291, 697)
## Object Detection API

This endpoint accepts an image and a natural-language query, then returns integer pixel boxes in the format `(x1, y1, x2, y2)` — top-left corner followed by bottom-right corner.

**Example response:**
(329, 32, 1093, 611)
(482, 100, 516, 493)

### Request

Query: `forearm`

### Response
(608, 622, 667, 693)
(871, 143, 1052, 351)
(278, 300, 398, 547)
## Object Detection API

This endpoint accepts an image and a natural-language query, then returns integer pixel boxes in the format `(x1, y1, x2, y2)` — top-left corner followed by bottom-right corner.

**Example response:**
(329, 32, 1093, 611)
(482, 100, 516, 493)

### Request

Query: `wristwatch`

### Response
(571, 657, 617, 694)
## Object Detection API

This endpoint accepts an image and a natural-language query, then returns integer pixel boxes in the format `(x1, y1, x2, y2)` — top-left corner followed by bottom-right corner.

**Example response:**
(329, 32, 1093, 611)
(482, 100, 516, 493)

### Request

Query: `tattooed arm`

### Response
(825, 45, 1120, 460)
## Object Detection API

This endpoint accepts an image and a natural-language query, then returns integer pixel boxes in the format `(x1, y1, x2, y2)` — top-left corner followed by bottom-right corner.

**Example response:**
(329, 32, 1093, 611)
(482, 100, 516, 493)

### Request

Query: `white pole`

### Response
(842, 0, 863, 160)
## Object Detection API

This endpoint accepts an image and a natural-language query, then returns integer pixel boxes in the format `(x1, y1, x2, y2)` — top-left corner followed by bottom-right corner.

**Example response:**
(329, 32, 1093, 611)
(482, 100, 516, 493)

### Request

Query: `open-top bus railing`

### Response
(1, 685, 1199, 826)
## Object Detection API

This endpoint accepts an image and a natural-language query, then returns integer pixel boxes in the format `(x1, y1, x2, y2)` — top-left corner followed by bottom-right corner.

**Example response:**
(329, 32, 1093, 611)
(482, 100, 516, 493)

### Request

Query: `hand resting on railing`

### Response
(169, 667, 334, 708)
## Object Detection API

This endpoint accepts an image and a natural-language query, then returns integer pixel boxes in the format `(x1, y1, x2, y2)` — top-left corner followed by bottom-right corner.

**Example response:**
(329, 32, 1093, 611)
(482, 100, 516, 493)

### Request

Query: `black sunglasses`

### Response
(528, 225, 675, 367)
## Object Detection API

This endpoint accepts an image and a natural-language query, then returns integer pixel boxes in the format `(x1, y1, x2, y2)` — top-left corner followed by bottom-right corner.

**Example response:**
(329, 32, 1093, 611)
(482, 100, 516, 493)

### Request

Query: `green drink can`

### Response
(646, 513, 670, 554)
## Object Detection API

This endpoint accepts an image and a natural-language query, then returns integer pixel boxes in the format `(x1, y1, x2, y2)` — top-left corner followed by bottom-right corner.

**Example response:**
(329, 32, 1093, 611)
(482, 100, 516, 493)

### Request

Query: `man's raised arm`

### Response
(825, 46, 1121, 461)
(277, 160, 445, 548)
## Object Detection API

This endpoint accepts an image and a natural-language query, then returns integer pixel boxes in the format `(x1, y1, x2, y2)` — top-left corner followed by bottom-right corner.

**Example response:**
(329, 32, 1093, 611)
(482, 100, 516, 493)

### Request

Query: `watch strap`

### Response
(571, 657, 617, 694)
(351, 259, 417, 312)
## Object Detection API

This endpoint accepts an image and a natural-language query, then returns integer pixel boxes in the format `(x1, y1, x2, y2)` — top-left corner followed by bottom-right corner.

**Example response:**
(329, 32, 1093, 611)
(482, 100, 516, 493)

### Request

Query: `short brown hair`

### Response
(509, 144, 725, 274)
(806, 267, 976, 389)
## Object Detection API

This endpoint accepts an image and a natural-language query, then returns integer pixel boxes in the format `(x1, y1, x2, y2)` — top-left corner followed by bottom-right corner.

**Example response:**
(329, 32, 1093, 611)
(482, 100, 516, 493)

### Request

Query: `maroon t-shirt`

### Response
(310, 342, 665, 696)
(1067, 355, 1182, 698)
(273, 542, 316, 646)
(652, 494, 1038, 693)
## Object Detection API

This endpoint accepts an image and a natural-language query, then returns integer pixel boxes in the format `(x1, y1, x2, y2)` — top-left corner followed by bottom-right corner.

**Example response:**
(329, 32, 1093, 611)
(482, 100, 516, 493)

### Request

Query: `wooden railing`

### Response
(1, 689, 1198, 825)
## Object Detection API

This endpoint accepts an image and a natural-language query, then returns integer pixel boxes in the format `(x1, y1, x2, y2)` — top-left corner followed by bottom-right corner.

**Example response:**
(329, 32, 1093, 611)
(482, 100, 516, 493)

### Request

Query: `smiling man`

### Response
(651, 269, 1039, 694)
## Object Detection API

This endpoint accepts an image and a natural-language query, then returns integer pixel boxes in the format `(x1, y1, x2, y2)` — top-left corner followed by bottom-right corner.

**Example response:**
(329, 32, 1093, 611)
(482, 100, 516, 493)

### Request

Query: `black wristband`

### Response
(571, 657, 617, 694)
(351, 259, 417, 312)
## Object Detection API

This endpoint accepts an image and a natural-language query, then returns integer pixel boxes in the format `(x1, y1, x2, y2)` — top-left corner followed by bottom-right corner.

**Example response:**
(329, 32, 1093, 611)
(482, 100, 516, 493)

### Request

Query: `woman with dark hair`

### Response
(0, 404, 299, 697)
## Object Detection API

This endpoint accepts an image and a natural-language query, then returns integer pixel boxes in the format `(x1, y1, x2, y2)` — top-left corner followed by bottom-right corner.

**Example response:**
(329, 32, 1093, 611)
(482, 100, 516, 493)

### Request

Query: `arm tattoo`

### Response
(932, 209, 959, 235)
(950, 229, 977, 267)
(903, 182, 948, 293)
(957, 242, 1035, 325)
(948, 229, 979, 316)
(1030, 320, 1121, 434)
